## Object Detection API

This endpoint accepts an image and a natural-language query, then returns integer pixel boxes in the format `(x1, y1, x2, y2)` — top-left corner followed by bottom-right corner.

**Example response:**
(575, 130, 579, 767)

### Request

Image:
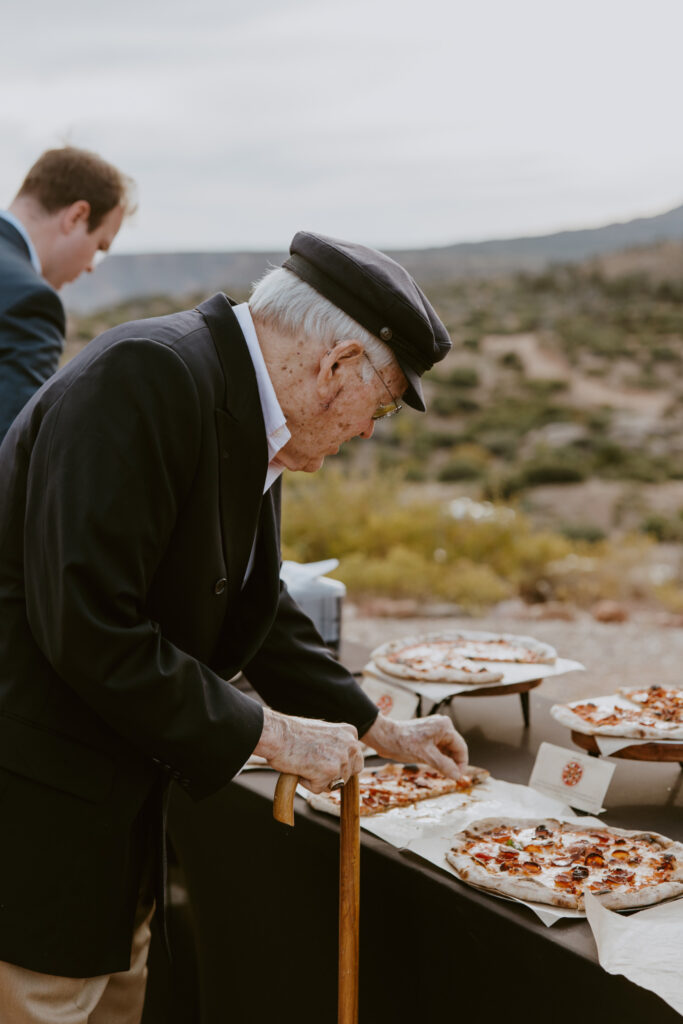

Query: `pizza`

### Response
(620, 684, 683, 720)
(446, 817, 683, 910)
(372, 631, 556, 685)
(306, 762, 490, 817)
(551, 686, 683, 740)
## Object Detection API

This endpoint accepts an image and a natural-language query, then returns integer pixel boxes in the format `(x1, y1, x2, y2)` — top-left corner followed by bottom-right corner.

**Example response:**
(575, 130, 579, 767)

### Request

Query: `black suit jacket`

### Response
(0, 217, 65, 442)
(0, 294, 378, 976)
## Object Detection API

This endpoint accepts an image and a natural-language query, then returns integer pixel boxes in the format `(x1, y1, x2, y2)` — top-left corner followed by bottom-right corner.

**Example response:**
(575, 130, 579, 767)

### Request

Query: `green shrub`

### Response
(498, 351, 524, 371)
(444, 366, 480, 388)
(560, 523, 607, 543)
(525, 379, 568, 396)
(520, 461, 586, 486)
(432, 393, 480, 416)
(437, 459, 484, 482)
(640, 514, 683, 543)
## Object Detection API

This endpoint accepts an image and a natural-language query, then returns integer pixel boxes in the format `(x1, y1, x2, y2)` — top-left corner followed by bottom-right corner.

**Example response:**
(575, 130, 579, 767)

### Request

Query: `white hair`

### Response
(248, 267, 396, 381)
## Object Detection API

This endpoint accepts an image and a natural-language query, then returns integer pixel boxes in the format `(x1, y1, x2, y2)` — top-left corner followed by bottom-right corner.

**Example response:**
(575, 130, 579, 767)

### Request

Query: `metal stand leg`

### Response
(520, 691, 530, 728)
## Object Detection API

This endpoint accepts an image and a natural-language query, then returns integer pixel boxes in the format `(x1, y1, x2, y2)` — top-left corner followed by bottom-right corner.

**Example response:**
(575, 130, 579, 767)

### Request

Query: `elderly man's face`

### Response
(275, 343, 407, 473)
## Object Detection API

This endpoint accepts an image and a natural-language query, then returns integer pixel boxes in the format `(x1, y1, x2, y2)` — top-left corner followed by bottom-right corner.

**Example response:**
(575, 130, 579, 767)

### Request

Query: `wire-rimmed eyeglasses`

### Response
(364, 353, 403, 420)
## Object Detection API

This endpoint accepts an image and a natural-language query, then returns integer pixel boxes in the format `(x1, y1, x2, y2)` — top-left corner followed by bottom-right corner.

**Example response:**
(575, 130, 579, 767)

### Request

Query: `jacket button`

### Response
(214, 577, 228, 595)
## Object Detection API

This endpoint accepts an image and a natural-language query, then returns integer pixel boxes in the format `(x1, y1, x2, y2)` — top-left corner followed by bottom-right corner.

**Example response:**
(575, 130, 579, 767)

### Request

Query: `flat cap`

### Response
(283, 231, 451, 411)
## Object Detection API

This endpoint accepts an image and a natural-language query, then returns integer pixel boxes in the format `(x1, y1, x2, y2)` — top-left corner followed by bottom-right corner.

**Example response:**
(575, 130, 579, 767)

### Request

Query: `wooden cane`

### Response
(337, 773, 360, 1024)
(273, 772, 360, 1024)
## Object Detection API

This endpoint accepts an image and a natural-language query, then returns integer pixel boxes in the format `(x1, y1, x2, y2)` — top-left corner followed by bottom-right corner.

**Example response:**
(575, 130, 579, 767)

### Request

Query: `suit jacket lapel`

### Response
(197, 293, 268, 598)
(0, 217, 32, 262)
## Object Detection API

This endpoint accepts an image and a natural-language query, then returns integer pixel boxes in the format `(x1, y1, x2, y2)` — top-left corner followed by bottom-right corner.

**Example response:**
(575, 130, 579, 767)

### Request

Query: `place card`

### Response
(529, 742, 614, 813)
(361, 673, 420, 720)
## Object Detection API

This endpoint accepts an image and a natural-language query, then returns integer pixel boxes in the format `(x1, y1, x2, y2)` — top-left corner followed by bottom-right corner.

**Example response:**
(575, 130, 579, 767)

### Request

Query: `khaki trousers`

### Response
(0, 904, 154, 1024)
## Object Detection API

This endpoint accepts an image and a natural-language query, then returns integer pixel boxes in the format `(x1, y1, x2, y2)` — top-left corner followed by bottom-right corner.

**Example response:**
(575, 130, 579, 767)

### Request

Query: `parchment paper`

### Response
(595, 734, 683, 755)
(363, 657, 584, 702)
(585, 889, 683, 1015)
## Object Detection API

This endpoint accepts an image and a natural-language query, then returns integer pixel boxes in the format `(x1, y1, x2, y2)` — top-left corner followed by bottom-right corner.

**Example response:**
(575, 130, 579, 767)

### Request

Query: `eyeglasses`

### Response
(364, 353, 403, 420)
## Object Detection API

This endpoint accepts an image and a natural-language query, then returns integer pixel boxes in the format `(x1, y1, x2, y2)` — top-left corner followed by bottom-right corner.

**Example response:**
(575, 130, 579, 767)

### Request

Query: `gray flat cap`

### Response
(283, 231, 451, 411)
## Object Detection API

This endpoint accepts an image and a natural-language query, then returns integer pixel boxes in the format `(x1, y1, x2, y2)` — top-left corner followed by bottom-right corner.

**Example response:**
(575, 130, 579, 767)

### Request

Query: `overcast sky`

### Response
(3, 0, 682, 253)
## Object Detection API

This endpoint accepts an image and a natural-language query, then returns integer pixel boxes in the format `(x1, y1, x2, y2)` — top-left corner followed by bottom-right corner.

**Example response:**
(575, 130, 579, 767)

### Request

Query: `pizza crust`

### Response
(446, 817, 683, 911)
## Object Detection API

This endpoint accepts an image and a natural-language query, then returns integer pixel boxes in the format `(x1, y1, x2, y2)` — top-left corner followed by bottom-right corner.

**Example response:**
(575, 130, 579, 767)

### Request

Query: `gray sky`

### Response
(3, 0, 682, 253)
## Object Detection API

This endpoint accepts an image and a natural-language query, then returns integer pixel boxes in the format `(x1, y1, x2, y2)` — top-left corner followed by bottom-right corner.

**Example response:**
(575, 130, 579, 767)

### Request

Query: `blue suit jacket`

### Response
(0, 218, 65, 442)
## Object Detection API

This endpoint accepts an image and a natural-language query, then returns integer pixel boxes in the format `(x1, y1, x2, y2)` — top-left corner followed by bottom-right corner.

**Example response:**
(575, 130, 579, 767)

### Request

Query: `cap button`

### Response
(379, 327, 393, 341)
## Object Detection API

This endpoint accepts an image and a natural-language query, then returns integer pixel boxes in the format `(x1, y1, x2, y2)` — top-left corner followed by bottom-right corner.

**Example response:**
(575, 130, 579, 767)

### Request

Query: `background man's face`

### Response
(49, 203, 124, 289)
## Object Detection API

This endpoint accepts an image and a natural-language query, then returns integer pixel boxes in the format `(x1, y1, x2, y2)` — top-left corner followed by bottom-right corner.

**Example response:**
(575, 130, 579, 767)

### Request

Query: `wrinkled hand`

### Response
(361, 714, 469, 780)
(254, 708, 365, 793)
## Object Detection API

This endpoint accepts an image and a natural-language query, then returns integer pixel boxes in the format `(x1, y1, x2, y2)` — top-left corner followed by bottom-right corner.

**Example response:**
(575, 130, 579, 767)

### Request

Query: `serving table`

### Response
(143, 670, 683, 1024)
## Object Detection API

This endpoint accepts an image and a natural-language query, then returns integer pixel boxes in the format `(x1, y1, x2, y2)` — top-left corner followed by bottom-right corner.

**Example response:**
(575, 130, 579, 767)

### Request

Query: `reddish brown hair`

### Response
(16, 146, 136, 230)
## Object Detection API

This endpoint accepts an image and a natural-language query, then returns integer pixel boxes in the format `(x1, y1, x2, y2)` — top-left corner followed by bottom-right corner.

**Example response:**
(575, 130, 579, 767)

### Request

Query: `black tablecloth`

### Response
(145, 682, 683, 1024)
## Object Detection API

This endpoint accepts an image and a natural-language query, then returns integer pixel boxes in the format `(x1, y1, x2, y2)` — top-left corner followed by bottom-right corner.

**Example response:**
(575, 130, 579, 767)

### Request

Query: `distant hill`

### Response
(61, 203, 683, 313)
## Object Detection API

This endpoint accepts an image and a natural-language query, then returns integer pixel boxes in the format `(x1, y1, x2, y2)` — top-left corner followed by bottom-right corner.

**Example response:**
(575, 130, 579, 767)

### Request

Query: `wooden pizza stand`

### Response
(437, 675, 543, 727)
(141, 644, 683, 1024)
(570, 730, 683, 769)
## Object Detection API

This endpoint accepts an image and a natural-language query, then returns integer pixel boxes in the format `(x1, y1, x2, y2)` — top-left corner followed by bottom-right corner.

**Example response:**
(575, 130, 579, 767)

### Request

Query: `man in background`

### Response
(0, 146, 134, 442)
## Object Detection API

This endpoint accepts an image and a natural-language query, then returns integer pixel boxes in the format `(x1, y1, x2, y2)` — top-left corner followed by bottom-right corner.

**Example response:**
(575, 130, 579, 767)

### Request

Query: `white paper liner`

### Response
(595, 734, 683, 756)
(300, 775, 596, 924)
(302, 777, 572, 846)
(585, 889, 683, 1015)
(362, 657, 584, 702)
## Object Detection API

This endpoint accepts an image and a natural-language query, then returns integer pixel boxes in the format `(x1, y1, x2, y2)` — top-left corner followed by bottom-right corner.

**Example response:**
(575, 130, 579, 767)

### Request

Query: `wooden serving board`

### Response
(571, 730, 683, 764)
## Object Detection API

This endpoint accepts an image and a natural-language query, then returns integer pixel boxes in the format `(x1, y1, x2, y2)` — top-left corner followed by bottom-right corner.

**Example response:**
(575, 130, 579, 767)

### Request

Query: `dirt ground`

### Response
(342, 605, 683, 702)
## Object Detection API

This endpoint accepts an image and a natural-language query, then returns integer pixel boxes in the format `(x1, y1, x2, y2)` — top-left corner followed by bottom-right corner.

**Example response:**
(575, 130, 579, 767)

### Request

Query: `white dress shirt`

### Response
(231, 303, 292, 588)
(231, 303, 291, 494)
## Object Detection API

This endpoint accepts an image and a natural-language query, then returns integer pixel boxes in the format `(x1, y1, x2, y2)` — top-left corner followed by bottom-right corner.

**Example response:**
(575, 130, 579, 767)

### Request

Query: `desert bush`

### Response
(335, 547, 511, 611)
(524, 379, 568, 396)
(498, 351, 524, 371)
(559, 523, 607, 543)
(432, 393, 480, 416)
(517, 450, 587, 486)
(443, 366, 480, 388)
(437, 459, 484, 482)
(640, 514, 683, 543)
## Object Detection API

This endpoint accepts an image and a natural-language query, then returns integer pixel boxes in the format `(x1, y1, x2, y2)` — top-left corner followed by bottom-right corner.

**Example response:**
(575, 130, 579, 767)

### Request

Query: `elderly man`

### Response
(0, 145, 134, 441)
(0, 231, 466, 1023)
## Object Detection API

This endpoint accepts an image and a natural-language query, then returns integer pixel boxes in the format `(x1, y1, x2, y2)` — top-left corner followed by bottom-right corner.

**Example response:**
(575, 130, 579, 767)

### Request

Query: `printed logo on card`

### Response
(375, 693, 394, 714)
(561, 760, 584, 787)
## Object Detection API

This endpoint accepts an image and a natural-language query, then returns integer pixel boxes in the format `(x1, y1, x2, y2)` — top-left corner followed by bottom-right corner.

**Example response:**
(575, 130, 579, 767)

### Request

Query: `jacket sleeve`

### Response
(23, 338, 264, 798)
(0, 283, 64, 442)
(243, 582, 380, 737)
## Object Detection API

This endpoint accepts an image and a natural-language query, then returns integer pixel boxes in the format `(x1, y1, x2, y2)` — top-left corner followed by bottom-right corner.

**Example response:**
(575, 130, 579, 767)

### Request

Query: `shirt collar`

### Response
(0, 210, 42, 273)
(231, 302, 291, 492)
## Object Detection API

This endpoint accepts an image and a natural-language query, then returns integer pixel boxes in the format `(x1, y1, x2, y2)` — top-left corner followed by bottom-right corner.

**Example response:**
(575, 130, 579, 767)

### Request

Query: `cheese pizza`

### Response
(372, 631, 556, 685)
(307, 762, 490, 817)
(446, 817, 683, 910)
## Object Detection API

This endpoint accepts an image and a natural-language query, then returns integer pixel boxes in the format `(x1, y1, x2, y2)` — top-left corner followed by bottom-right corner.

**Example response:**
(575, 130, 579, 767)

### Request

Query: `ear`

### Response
(61, 200, 91, 234)
(316, 340, 365, 400)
